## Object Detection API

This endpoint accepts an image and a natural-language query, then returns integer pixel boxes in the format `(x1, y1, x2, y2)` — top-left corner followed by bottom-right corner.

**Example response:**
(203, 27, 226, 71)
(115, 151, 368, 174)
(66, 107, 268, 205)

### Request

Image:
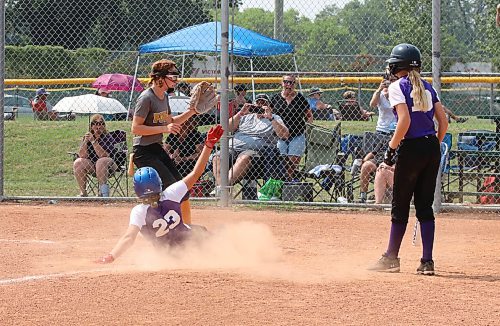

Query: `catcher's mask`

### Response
(386, 43, 422, 76)
(133, 167, 162, 198)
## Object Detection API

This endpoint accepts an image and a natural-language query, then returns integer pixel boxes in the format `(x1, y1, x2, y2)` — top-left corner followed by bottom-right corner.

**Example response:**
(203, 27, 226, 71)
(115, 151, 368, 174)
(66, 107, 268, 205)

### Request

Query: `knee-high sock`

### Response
(420, 220, 435, 262)
(385, 222, 407, 259)
(181, 200, 192, 225)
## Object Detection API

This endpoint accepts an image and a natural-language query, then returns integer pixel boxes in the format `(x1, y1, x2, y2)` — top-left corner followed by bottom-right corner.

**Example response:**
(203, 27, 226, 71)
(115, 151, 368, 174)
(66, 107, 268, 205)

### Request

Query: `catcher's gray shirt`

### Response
(133, 88, 171, 146)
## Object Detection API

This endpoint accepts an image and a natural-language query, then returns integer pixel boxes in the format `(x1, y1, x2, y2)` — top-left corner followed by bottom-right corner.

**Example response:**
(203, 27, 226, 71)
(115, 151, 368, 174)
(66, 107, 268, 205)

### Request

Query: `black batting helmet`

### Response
(386, 43, 422, 75)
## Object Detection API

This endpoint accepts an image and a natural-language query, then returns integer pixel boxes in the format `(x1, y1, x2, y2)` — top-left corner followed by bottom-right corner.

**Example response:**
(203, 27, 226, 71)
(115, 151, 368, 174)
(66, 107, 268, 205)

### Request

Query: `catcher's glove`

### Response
(189, 81, 218, 114)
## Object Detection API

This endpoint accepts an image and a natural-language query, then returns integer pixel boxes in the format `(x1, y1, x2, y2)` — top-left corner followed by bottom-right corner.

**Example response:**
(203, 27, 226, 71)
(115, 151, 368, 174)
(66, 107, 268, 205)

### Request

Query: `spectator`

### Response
(95, 88, 111, 97)
(357, 134, 391, 203)
(163, 117, 204, 177)
(497, 3, 500, 27)
(308, 87, 340, 121)
(32, 88, 75, 121)
(271, 75, 312, 181)
(212, 93, 289, 195)
(73, 114, 119, 197)
(175, 81, 191, 96)
(374, 162, 395, 204)
(443, 105, 468, 123)
(369, 78, 397, 135)
(228, 84, 252, 117)
(338, 90, 374, 121)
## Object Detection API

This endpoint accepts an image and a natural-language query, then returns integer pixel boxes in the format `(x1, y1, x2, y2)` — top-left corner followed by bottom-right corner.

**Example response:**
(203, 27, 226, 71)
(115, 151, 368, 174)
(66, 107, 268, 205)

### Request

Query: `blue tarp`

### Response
(139, 22, 294, 57)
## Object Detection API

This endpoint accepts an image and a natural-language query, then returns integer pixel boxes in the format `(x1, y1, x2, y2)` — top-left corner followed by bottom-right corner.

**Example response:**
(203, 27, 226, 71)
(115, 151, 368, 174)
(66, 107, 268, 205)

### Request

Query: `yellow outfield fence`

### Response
(4, 76, 500, 86)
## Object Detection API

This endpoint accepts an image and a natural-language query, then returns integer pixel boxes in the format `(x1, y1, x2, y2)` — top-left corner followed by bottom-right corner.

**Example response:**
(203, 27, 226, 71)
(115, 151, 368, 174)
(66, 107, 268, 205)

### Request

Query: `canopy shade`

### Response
(139, 22, 294, 57)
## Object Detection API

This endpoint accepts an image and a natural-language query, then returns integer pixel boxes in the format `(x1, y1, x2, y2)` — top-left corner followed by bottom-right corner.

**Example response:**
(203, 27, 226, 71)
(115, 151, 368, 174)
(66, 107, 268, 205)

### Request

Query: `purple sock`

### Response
(385, 222, 407, 259)
(420, 220, 435, 262)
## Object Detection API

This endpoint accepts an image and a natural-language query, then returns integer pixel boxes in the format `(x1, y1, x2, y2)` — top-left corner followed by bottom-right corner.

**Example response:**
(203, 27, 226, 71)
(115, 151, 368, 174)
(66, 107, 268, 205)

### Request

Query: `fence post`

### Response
(432, 0, 442, 213)
(0, 0, 5, 198)
(219, 0, 230, 207)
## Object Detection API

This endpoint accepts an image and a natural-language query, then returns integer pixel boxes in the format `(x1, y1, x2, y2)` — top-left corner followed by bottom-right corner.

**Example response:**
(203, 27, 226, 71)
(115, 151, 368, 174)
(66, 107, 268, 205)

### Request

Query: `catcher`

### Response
(131, 59, 218, 224)
(96, 125, 223, 264)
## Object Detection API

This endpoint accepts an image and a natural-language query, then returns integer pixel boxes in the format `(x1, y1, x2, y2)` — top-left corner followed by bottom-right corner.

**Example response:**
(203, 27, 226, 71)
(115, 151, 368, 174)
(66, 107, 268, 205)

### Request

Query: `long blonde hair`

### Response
(408, 70, 430, 112)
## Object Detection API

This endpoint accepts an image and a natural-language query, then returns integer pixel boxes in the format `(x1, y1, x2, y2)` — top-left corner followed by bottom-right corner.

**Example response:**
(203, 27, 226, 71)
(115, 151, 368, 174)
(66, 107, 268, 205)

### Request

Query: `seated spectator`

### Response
(31, 88, 75, 121)
(163, 117, 204, 177)
(175, 81, 191, 97)
(228, 84, 251, 117)
(357, 133, 391, 203)
(338, 90, 374, 121)
(369, 78, 397, 135)
(271, 75, 313, 181)
(374, 162, 395, 204)
(72, 114, 119, 197)
(212, 94, 289, 195)
(307, 87, 341, 121)
(95, 88, 112, 97)
(443, 105, 468, 123)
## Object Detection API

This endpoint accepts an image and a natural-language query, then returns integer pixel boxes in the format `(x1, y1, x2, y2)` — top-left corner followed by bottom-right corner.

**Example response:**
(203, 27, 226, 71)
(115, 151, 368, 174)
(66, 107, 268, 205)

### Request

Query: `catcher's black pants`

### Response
(133, 143, 182, 190)
(391, 135, 440, 224)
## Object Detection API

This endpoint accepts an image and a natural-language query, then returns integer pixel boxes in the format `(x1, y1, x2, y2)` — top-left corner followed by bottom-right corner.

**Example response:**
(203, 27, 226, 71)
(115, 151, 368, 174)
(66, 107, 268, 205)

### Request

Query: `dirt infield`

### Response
(0, 203, 499, 325)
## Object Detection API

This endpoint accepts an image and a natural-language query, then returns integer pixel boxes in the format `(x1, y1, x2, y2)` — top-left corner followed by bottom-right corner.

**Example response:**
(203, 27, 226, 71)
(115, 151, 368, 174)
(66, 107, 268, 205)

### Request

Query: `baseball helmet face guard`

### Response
(386, 43, 422, 76)
(133, 167, 163, 198)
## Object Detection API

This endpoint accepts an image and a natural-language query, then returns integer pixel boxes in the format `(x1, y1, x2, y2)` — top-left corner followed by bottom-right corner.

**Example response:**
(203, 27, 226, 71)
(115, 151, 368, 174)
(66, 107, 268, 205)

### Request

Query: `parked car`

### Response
(4, 94, 32, 115)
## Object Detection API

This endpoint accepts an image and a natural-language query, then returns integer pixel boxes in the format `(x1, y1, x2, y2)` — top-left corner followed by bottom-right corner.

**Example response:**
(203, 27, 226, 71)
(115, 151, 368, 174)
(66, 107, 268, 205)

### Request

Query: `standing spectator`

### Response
(271, 75, 312, 181)
(370, 78, 397, 135)
(308, 87, 340, 120)
(368, 43, 448, 275)
(212, 94, 289, 195)
(163, 117, 204, 177)
(73, 114, 118, 197)
(338, 90, 374, 121)
(132, 59, 198, 224)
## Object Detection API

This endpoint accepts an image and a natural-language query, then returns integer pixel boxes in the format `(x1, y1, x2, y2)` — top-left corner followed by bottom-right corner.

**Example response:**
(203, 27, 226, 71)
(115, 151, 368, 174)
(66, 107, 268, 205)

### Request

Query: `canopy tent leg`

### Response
(250, 58, 256, 102)
(128, 55, 141, 121)
(181, 54, 186, 80)
(293, 54, 302, 92)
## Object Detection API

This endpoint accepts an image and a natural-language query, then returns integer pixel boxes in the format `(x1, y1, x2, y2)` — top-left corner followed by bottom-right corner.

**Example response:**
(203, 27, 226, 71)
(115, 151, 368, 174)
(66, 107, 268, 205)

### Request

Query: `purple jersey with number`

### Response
(388, 76, 440, 139)
(129, 180, 191, 247)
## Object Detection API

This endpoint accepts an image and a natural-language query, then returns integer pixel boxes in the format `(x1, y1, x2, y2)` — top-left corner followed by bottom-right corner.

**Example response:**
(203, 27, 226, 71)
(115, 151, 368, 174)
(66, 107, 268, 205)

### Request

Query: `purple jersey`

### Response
(129, 180, 191, 247)
(388, 77, 440, 139)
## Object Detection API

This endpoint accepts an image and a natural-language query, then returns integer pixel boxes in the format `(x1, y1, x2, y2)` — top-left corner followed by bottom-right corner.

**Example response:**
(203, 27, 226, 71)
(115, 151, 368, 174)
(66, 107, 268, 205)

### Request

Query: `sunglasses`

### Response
(91, 121, 105, 126)
(283, 80, 295, 85)
(165, 75, 179, 82)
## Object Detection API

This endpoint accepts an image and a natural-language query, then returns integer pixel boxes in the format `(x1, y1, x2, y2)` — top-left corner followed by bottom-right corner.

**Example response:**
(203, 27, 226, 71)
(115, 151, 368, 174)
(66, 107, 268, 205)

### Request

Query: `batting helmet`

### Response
(386, 43, 422, 75)
(133, 167, 162, 198)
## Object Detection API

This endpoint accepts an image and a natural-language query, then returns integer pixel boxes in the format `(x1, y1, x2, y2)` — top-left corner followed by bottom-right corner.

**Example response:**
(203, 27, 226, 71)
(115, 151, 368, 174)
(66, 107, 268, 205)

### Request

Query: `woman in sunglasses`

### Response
(73, 114, 118, 197)
(132, 59, 197, 224)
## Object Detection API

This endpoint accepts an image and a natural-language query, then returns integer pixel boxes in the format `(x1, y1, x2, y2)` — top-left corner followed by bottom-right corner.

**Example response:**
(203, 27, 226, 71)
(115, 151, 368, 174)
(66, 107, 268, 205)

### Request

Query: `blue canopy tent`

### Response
(129, 22, 296, 111)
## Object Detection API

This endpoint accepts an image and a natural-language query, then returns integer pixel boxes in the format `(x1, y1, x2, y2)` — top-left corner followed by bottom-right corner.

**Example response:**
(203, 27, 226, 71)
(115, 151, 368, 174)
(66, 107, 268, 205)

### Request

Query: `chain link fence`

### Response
(2, 0, 499, 210)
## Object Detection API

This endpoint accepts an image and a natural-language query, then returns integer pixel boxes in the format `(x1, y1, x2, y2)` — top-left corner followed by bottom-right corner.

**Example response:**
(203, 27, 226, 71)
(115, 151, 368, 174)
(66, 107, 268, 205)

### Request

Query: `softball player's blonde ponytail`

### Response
(408, 70, 430, 112)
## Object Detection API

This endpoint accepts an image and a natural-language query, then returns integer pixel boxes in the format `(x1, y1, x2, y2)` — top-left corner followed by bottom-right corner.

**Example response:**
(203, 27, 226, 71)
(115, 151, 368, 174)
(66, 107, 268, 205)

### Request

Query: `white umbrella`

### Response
(169, 96, 190, 115)
(53, 94, 127, 114)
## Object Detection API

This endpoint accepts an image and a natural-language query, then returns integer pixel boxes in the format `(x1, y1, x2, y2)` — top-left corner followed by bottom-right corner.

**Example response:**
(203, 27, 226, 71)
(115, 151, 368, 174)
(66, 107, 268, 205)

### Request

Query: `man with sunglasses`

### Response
(132, 59, 198, 224)
(270, 75, 312, 181)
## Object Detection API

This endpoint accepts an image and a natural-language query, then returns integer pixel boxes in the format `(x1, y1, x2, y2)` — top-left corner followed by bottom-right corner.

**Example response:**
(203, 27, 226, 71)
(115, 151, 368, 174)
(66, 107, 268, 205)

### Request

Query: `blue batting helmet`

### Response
(133, 167, 162, 198)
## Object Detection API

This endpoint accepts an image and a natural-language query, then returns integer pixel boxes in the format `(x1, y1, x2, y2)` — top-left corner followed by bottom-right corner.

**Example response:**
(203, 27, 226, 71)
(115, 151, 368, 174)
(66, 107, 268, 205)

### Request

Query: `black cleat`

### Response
(417, 259, 435, 275)
(368, 254, 400, 273)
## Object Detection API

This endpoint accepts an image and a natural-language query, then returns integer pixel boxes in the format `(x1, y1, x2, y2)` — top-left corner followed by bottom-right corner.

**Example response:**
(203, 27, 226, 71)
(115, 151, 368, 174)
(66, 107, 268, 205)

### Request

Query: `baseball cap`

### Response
(308, 87, 323, 96)
(255, 93, 270, 103)
(36, 88, 49, 97)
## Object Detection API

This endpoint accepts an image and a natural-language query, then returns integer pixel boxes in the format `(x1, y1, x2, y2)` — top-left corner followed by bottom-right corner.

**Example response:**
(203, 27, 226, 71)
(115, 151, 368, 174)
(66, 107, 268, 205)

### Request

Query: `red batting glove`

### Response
(205, 125, 224, 149)
(95, 253, 115, 264)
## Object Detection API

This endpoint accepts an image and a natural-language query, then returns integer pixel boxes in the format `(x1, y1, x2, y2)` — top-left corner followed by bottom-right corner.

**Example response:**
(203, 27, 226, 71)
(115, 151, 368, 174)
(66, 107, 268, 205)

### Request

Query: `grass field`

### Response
(3, 114, 497, 197)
